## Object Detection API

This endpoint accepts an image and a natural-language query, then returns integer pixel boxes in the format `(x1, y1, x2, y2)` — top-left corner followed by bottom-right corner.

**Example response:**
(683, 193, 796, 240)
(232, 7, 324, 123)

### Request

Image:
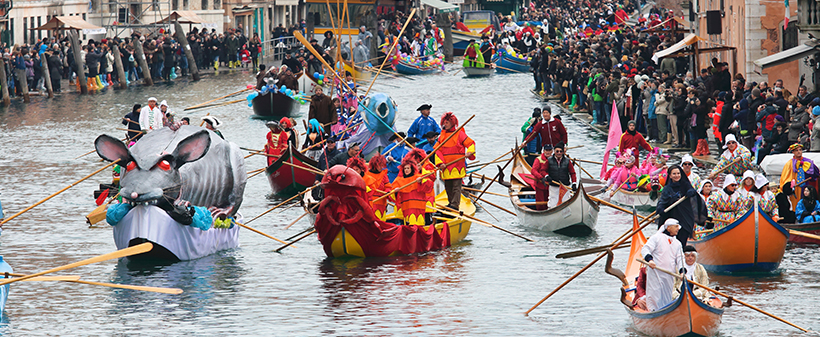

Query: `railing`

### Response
(261, 36, 303, 61)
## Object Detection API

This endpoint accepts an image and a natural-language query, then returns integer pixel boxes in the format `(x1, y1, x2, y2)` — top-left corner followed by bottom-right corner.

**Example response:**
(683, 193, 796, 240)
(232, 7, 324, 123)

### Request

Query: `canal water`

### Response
(0, 67, 816, 336)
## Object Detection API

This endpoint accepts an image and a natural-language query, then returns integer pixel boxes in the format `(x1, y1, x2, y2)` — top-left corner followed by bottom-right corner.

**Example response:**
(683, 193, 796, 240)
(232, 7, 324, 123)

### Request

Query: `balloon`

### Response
(313, 72, 320, 78)
(318, 74, 324, 80)
(246, 84, 254, 89)
(318, 80, 323, 85)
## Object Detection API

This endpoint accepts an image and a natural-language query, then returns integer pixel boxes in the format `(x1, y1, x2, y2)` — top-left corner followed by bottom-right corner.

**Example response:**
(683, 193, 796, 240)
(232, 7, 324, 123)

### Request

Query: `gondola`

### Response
(610, 212, 725, 337)
(462, 66, 494, 77)
(492, 51, 531, 73)
(251, 91, 300, 119)
(691, 206, 789, 273)
(266, 146, 320, 199)
(394, 59, 441, 75)
(508, 152, 599, 236)
(609, 188, 658, 211)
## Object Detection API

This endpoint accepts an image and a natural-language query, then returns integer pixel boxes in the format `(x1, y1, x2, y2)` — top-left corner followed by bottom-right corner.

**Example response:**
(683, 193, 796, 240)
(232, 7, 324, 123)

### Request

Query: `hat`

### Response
(266, 120, 281, 128)
(722, 174, 738, 188)
(542, 144, 554, 151)
(741, 170, 755, 184)
(542, 105, 552, 114)
(723, 134, 738, 148)
(699, 179, 712, 193)
(789, 143, 804, 152)
(405, 137, 420, 145)
(813, 106, 820, 116)
(765, 97, 775, 103)
(389, 131, 408, 142)
(554, 142, 565, 150)
(754, 173, 769, 189)
(423, 131, 439, 139)
(148, 97, 158, 102)
(417, 104, 432, 111)
(159, 100, 168, 107)
(813, 97, 820, 106)
(326, 134, 338, 143)
(201, 116, 221, 128)
(659, 218, 680, 234)
(681, 154, 694, 165)
(683, 245, 697, 253)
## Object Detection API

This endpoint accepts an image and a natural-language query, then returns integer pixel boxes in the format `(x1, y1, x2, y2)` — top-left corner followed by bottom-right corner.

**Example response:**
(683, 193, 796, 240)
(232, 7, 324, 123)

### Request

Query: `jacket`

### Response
(531, 117, 568, 149)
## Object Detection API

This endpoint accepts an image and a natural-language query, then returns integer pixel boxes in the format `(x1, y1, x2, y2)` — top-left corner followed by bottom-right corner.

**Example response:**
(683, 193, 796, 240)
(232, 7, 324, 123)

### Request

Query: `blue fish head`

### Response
(359, 92, 397, 135)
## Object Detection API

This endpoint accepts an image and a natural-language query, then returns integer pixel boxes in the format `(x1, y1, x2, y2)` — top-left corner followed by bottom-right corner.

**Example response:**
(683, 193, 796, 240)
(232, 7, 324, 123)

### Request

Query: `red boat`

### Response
(266, 146, 319, 198)
(782, 222, 820, 245)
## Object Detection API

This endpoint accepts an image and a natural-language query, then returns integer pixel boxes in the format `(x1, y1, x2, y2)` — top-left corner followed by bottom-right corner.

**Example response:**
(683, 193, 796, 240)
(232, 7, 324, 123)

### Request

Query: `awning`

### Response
(754, 40, 820, 70)
(153, 11, 205, 24)
(34, 16, 105, 34)
(232, 7, 254, 15)
(276, 0, 299, 5)
(651, 33, 703, 63)
(421, 0, 458, 13)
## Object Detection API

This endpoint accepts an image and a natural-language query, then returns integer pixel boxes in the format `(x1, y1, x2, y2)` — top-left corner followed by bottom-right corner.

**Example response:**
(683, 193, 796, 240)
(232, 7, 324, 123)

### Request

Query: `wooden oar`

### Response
(463, 187, 506, 198)
(467, 192, 516, 216)
(574, 158, 606, 166)
(0, 242, 153, 286)
(609, 172, 636, 197)
(1, 159, 120, 226)
(300, 121, 364, 154)
(184, 87, 252, 110)
(364, 8, 416, 98)
(634, 258, 809, 332)
(186, 98, 244, 112)
(464, 193, 499, 222)
(233, 221, 291, 245)
(245, 184, 319, 224)
(436, 205, 534, 242)
(374, 154, 472, 202)
(524, 196, 687, 315)
(248, 168, 267, 179)
(115, 128, 145, 134)
(788, 229, 820, 241)
(281, 160, 324, 176)
(247, 167, 265, 175)
(283, 212, 309, 230)
(199, 113, 210, 127)
(555, 241, 631, 259)
(587, 195, 648, 221)
(6, 273, 182, 294)
(274, 229, 315, 253)
(421, 115, 476, 163)
(244, 149, 265, 159)
(707, 157, 743, 180)
(568, 157, 597, 180)
(466, 158, 508, 169)
(9, 275, 82, 282)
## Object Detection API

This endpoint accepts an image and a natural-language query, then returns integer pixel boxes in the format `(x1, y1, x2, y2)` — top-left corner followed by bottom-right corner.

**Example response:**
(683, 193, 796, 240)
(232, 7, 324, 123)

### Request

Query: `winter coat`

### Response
(789, 107, 810, 142)
(812, 115, 820, 151)
(655, 91, 671, 115)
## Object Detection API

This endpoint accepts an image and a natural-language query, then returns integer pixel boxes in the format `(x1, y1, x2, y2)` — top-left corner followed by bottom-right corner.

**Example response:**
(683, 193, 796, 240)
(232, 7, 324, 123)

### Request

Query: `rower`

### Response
(407, 104, 440, 140)
(363, 154, 391, 220)
(778, 143, 820, 211)
(316, 135, 340, 183)
(346, 157, 367, 177)
(680, 154, 701, 190)
(641, 218, 684, 312)
(419, 131, 439, 154)
(463, 39, 479, 67)
(201, 116, 224, 139)
(531, 144, 553, 211)
(382, 132, 412, 182)
(407, 148, 437, 225)
(435, 112, 476, 211)
(309, 86, 336, 135)
(139, 97, 163, 133)
(122, 104, 143, 142)
(673, 245, 710, 302)
(544, 142, 577, 207)
(329, 142, 362, 168)
(705, 174, 746, 226)
(479, 35, 494, 68)
(619, 120, 653, 166)
(531, 106, 567, 150)
(699, 180, 713, 202)
(751, 174, 778, 219)
(608, 149, 641, 195)
(707, 134, 752, 180)
(392, 157, 433, 226)
(264, 120, 289, 166)
(737, 170, 755, 199)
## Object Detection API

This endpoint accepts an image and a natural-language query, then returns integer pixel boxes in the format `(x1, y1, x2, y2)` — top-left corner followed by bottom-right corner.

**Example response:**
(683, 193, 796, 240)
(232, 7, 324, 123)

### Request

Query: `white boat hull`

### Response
(114, 205, 240, 261)
(511, 189, 599, 236)
(610, 190, 658, 209)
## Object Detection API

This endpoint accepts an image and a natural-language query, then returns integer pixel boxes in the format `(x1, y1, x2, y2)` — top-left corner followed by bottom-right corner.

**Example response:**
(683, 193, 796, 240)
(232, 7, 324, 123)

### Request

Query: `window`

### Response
(213, 0, 221, 9)
(783, 20, 798, 51)
(202, 0, 208, 10)
(173, 0, 178, 10)
(183, 0, 188, 10)
(37, 17, 41, 41)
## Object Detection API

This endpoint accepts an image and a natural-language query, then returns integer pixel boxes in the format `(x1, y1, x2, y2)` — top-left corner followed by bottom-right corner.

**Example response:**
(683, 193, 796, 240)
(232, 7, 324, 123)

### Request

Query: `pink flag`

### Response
(601, 102, 622, 178)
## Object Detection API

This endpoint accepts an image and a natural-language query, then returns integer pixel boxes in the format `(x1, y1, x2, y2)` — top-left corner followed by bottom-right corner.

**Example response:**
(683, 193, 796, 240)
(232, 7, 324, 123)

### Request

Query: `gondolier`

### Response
(708, 134, 753, 180)
(641, 218, 684, 312)
(532, 142, 577, 208)
(139, 97, 163, 133)
(435, 112, 476, 211)
(530, 106, 567, 149)
(407, 104, 440, 140)
(680, 154, 701, 190)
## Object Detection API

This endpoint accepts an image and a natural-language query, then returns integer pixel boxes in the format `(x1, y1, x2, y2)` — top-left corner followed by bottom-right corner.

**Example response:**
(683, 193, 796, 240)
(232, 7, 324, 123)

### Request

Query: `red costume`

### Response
(265, 130, 289, 166)
(392, 158, 433, 225)
(363, 154, 391, 219)
(531, 118, 568, 149)
(434, 113, 476, 180)
(530, 153, 551, 211)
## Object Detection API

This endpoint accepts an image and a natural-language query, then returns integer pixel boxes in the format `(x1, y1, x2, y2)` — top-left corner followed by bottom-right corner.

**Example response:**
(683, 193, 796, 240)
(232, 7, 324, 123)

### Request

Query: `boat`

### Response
(758, 152, 820, 183)
(342, 61, 373, 83)
(462, 66, 494, 77)
(610, 188, 658, 211)
(311, 166, 474, 258)
(781, 222, 820, 244)
(452, 11, 500, 55)
(297, 71, 324, 93)
(394, 59, 442, 75)
(0, 257, 11, 313)
(266, 145, 319, 199)
(507, 152, 599, 236)
(251, 91, 300, 119)
(691, 206, 789, 273)
(610, 212, 725, 337)
(492, 51, 531, 73)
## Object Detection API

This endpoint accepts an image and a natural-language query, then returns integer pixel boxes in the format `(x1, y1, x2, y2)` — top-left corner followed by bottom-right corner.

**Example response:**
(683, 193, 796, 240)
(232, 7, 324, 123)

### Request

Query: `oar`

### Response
(115, 128, 145, 134)
(555, 241, 631, 259)
(300, 121, 364, 154)
(574, 158, 606, 166)
(7, 275, 82, 282)
(248, 168, 267, 179)
(186, 99, 244, 112)
(374, 154, 472, 202)
(524, 196, 687, 315)
(184, 87, 252, 110)
(244, 149, 265, 159)
(364, 8, 417, 98)
(788, 229, 820, 241)
(281, 160, 324, 176)
(6, 273, 182, 294)
(233, 221, 291, 245)
(245, 184, 319, 224)
(451, 68, 462, 76)
(435, 205, 533, 242)
(467, 192, 517, 216)
(464, 193, 499, 222)
(467, 149, 514, 174)
(587, 195, 648, 221)
(463, 187, 506, 198)
(568, 157, 597, 180)
(634, 258, 809, 332)
(0, 242, 153, 286)
(475, 132, 539, 200)
(247, 167, 265, 175)
(421, 115, 476, 163)
(283, 212, 309, 230)
(707, 157, 743, 180)
(1, 159, 121, 226)
(609, 172, 636, 197)
(274, 229, 315, 253)
(466, 158, 508, 169)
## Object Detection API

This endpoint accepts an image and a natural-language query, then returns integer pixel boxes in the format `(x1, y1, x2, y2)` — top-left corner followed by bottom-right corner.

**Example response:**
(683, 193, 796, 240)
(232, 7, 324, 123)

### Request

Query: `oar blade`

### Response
(70, 280, 183, 294)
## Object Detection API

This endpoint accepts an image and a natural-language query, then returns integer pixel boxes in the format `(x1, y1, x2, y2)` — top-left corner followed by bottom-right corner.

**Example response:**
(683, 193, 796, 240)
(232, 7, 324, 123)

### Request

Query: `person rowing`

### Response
(642, 218, 685, 312)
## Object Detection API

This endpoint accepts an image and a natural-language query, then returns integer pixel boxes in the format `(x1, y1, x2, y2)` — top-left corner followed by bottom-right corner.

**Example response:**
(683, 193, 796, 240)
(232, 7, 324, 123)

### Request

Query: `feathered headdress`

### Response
(440, 112, 458, 128)
(368, 153, 387, 172)
(407, 148, 428, 163)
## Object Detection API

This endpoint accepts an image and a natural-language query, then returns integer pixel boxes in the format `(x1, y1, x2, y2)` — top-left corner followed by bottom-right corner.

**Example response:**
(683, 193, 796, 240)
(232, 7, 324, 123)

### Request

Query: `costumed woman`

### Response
(751, 174, 778, 219)
(608, 149, 641, 195)
(391, 157, 433, 226)
(706, 174, 746, 227)
(698, 180, 713, 202)
(655, 165, 708, 247)
(363, 154, 391, 220)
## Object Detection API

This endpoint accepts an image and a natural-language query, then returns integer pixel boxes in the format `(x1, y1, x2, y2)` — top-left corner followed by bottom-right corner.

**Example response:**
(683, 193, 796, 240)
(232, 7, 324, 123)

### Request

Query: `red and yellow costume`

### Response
(362, 155, 392, 220)
(265, 130, 289, 166)
(434, 113, 476, 180)
(407, 148, 437, 211)
(392, 158, 433, 225)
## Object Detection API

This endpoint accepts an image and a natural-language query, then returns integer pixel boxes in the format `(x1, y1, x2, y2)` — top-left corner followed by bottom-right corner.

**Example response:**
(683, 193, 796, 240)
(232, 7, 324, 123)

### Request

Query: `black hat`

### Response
(542, 144, 554, 151)
(389, 131, 408, 141)
(310, 39, 318, 43)
(554, 142, 565, 150)
(423, 131, 439, 139)
(405, 137, 420, 145)
(417, 104, 432, 111)
(683, 245, 697, 253)
(326, 134, 338, 143)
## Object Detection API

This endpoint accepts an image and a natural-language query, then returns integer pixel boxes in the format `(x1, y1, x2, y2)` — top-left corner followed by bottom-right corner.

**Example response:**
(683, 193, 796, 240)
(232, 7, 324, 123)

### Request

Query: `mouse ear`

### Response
(173, 130, 211, 168)
(95, 135, 133, 164)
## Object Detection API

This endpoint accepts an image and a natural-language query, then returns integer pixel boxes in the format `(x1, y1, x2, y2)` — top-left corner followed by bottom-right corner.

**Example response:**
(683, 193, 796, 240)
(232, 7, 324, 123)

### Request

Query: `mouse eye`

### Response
(126, 161, 137, 172)
(157, 160, 171, 171)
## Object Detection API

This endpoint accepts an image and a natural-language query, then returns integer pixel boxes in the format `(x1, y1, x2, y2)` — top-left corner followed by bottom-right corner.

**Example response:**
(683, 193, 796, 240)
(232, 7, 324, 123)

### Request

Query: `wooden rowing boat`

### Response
(394, 59, 441, 75)
(251, 91, 300, 119)
(266, 146, 319, 198)
(611, 212, 724, 337)
(491, 51, 530, 73)
(781, 222, 820, 244)
(691, 206, 789, 273)
(0, 257, 11, 313)
(610, 188, 658, 211)
(508, 152, 599, 236)
(462, 66, 494, 77)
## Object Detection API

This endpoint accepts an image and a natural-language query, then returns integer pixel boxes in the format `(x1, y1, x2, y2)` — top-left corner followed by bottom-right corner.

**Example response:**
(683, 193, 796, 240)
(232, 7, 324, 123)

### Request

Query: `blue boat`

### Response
(394, 60, 441, 75)
(0, 257, 11, 313)
(492, 51, 531, 73)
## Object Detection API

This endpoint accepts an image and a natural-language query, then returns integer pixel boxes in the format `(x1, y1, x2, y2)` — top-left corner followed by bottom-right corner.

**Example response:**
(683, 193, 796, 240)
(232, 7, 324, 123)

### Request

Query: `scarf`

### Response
(724, 187, 735, 196)
(148, 107, 155, 129)
(627, 129, 637, 136)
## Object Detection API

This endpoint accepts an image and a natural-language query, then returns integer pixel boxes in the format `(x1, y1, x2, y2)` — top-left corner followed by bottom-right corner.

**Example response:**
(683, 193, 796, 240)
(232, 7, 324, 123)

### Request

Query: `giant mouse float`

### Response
(95, 125, 247, 261)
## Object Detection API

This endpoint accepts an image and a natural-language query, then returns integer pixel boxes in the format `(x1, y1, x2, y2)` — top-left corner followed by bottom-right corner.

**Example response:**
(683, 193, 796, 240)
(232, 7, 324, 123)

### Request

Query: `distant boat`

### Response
(462, 66, 494, 77)
(492, 51, 530, 73)
(251, 91, 300, 119)
(394, 59, 441, 75)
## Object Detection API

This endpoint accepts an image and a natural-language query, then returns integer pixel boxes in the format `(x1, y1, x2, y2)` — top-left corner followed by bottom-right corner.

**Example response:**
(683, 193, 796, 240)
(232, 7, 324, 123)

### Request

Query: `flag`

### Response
(601, 102, 623, 178)
(95, 189, 110, 206)
(784, 0, 790, 30)
(558, 183, 569, 204)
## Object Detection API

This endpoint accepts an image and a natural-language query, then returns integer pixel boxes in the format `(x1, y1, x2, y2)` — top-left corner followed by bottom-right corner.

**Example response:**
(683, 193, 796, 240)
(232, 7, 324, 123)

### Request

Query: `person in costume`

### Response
(530, 144, 554, 211)
(479, 35, 494, 68)
(642, 218, 685, 312)
(407, 147, 437, 224)
(315, 136, 340, 184)
(363, 154, 391, 220)
(673, 245, 710, 301)
(699, 180, 713, 202)
(751, 174, 778, 219)
(435, 112, 476, 211)
(656, 165, 707, 247)
(382, 132, 412, 182)
(122, 104, 143, 142)
(202, 116, 223, 139)
(392, 157, 433, 226)
(706, 174, 746, 225)
(407, 104, 441, 140)
(308, 86, 337, 135)
(264, 121, 289, 166)
(302, 119, 325, 162)
(708, 134, 752, 180)
(618, 120, 653, 166)
(737, 170, 756, 199)
(795, 186, 820, 223)
(680, 154, 701, 191)
(640, 148, 668, 192)
(463, 39, 484, 68)
(531, 106, 567, 149)
(609, 149, 641, 194)
(139, 97, 163, 133)
(779, 143, 820, 211)
(346, 157, 367, 177)
(604, 154, 625, 183)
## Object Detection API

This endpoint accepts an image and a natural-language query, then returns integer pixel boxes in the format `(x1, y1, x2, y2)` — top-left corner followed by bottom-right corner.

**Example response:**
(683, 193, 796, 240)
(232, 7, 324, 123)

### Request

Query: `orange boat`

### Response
(608, 212, 725, 337)
(691, 206, 789, 273)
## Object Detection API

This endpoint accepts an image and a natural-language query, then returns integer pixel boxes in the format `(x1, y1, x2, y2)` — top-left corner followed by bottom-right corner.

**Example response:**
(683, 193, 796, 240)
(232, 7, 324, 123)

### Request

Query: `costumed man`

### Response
(363, 154, 392, 220)
(462, 39, 484, 68)
(139, 97, 163, 133)
(202, 116, 224, 139)
(680, 154, 702, 191)
(708, 134, 753, 180)
(752, 174, 779, 219)
(705, 174, 746, 227)
(382, 132, 412, 182)
(641, 218, 685, 312)
(407, 147, 438, 224)
(619, 120, 653, 166)
(779, 143, 820, 211)
(531, 106, 568, 149)
(346, 157, 367, 177)
(673, 245, 710, 301)
(308, 86, 337, 134)
(479, 35, 494, 68)
(407, 104, 441, 140)
(392, 157, 434, 225)
(264, 120, 289, 166)
(435, 112, 476, 211)
(543, 142, 578, 207)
